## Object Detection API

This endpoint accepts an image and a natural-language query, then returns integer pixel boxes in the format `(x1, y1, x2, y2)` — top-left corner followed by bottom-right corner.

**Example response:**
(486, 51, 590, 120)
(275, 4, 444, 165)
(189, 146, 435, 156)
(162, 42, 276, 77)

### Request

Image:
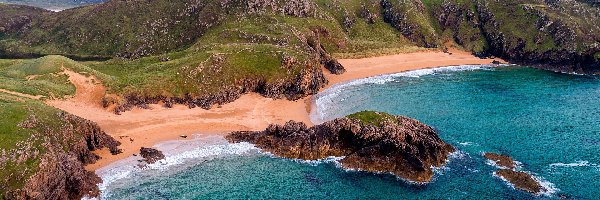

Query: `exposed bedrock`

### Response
(484, 152, 546, 195)
(226, 111, 455, 183)
(496, 169, 545, 194)
(484, 152, 516, 169)
(104, 63, 328, 114)
(1, 112, 122, 199)
(140, 147, 166, 164)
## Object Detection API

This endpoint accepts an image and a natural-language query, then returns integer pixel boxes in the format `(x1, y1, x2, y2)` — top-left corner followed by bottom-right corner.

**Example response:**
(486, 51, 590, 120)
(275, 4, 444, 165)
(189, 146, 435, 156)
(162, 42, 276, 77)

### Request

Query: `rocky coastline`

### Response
(227, 111, 455, 183)
(1, 112, 121, 199)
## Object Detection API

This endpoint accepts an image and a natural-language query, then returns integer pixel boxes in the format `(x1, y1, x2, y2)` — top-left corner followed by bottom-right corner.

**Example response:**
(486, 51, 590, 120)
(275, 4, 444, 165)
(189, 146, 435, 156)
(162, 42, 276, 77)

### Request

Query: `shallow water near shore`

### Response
(98, 65, 599, 199)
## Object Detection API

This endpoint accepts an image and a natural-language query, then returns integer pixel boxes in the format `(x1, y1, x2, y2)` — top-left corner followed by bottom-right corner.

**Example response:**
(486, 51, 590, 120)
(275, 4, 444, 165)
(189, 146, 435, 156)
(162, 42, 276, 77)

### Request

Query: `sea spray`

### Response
(95, 140, 259, 199)
(312, 64, 502, 123)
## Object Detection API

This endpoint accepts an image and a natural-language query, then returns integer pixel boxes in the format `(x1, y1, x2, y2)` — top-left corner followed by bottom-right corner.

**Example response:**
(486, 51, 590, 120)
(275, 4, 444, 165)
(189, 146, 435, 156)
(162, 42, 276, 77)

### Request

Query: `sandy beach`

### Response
(45, 50, 502, 171)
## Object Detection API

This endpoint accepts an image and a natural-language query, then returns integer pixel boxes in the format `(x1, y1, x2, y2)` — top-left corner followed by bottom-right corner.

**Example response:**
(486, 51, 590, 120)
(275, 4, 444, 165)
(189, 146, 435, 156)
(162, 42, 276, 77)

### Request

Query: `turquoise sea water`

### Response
(100, 65, 600, 199)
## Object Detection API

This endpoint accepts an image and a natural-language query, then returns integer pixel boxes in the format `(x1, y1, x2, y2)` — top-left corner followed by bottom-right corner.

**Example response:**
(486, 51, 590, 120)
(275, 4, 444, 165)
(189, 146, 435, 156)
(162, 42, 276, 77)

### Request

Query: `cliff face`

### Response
(227, 111, 455, 183)
(104, 54, 328, 113)
(0, 108, 121, 199)
(431, 0, 600, 74)
(1, 0, 597, 72)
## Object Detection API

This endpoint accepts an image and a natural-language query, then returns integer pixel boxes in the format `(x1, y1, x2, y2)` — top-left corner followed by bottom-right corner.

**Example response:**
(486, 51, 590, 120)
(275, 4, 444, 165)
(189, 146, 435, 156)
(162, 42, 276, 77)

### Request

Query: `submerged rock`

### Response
(140, 147, 165, 164)
(485, 152, 547, 195)
(227, 111, 455, 183)
(484, 153, 516, 169)
(496, 169, 545, 194)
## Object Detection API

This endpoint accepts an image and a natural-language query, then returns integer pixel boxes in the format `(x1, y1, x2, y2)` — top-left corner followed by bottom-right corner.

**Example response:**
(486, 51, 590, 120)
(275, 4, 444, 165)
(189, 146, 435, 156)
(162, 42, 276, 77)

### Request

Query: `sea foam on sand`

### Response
(93, 135, 258, 199)
(312, 64, 503, 123)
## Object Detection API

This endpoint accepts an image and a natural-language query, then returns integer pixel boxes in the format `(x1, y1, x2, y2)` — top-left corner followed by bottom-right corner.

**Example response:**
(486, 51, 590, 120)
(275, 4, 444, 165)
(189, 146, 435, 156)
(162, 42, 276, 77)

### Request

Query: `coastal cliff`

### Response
(227, 111, 455, 183)
(0, 97, 121, 199)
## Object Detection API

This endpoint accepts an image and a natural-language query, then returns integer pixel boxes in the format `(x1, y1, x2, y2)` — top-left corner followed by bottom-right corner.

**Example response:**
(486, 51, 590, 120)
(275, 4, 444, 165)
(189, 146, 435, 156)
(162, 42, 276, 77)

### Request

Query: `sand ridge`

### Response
(0, 89, 44, 100)
(44, 50, 502, 171)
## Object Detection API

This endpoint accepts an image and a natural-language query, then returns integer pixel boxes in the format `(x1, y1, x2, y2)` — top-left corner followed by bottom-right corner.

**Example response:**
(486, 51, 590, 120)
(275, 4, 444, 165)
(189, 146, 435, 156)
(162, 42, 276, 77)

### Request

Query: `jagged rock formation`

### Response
(104, 61, 328, 113)
(0, 110, 121, 199)
(227, 111, 455, 183)
(484, 152, 516, 169)
(140, 147, 165, 164)
(484, 152, 545, 195)
(496, 169, 545, 194)
(431, 0, 600, 74)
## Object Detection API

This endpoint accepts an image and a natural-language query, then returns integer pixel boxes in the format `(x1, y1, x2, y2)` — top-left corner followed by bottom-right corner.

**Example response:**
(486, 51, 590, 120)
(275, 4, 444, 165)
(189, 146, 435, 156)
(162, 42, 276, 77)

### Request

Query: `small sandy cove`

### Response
(43, 50, 502, 171)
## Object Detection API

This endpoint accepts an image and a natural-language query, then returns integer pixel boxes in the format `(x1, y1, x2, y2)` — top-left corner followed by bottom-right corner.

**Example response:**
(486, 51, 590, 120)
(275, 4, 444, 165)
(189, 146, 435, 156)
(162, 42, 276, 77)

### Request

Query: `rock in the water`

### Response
(496, 169, 545, 194)
(227, 111, 455, 183)
(484, 153, 516, 169)
(139, 147, 165, 164)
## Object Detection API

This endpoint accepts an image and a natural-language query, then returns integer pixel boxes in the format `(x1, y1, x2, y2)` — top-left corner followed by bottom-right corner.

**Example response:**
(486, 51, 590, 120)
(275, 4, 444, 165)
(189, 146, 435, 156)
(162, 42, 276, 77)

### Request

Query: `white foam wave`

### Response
(294, 156, 346, 166)
(94, 142, 258, 199)
(533, 174, 559, 197)
(458, 142, 473, 146)
(492, 171, 558, 196)
(144, 142, 258, 170)
(312, 64, 501, 123)
(550, 160, 595, 168)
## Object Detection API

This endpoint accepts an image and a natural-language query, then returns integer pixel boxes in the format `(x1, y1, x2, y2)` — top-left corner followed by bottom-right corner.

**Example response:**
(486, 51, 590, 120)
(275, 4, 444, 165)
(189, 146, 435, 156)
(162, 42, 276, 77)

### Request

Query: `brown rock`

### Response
(496, 169, 545, 194)
(140, 147, 165, 164)
(2, 112, 121, 199)
(484, 153, 516, 169)
(227, 112, 455, 183)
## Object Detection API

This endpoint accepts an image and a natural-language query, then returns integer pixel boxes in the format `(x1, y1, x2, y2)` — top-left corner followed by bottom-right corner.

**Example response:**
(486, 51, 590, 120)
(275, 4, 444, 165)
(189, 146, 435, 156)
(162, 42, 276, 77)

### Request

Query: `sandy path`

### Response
(0, 89, 44, 100)
(45, 50, 502, 171)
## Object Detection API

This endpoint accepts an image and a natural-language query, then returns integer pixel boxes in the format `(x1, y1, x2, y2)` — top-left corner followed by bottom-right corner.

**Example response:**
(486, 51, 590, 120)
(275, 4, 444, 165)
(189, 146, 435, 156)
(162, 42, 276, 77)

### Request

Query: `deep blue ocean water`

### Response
(100, 65, 600, 199)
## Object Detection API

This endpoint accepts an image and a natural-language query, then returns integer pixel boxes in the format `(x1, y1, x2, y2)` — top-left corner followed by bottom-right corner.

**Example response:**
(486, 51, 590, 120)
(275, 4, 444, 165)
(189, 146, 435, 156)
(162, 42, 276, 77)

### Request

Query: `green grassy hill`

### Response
(0, 0, 597, 111)
(0, 0, 598, 112)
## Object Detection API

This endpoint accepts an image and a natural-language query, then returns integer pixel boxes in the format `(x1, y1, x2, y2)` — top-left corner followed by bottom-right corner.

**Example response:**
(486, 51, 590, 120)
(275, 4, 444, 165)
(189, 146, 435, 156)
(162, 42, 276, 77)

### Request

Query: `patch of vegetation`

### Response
(348, 111, 398, 127)
(0, 55, 108, 99)
(0, 93, 55, 191)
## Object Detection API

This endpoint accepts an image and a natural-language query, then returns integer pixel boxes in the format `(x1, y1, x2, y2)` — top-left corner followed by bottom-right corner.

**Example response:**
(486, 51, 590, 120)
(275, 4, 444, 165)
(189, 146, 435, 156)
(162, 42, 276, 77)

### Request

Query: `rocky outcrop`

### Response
(307, 26, 346, 75)
(227, 111, 455, 183)
(381, 0, 439, 48)
(105, 60, 327, 113)
(496, 169, 545, 194)
(140, 147, 165, 164)
(484, 152, 515, 169)
(232, 0, 318, 17)
(477, 1, 598, 73)
(1, 112, 121, 199)
(484, 152, 546, 195)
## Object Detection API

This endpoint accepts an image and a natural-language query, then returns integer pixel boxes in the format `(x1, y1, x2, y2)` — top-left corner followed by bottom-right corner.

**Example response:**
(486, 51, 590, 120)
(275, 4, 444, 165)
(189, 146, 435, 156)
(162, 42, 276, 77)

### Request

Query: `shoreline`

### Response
(45, 50, 503, 171)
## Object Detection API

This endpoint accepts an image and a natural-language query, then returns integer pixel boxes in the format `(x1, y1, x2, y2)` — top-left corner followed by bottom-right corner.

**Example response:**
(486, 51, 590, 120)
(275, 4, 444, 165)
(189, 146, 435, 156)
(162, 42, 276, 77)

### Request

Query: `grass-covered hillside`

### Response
(0, 0, 104, 10)
(0, 0, 596, 64)
(0, 0, 598, 111)
(0, 56, 121, 198)
(0, 93, 120, 199)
